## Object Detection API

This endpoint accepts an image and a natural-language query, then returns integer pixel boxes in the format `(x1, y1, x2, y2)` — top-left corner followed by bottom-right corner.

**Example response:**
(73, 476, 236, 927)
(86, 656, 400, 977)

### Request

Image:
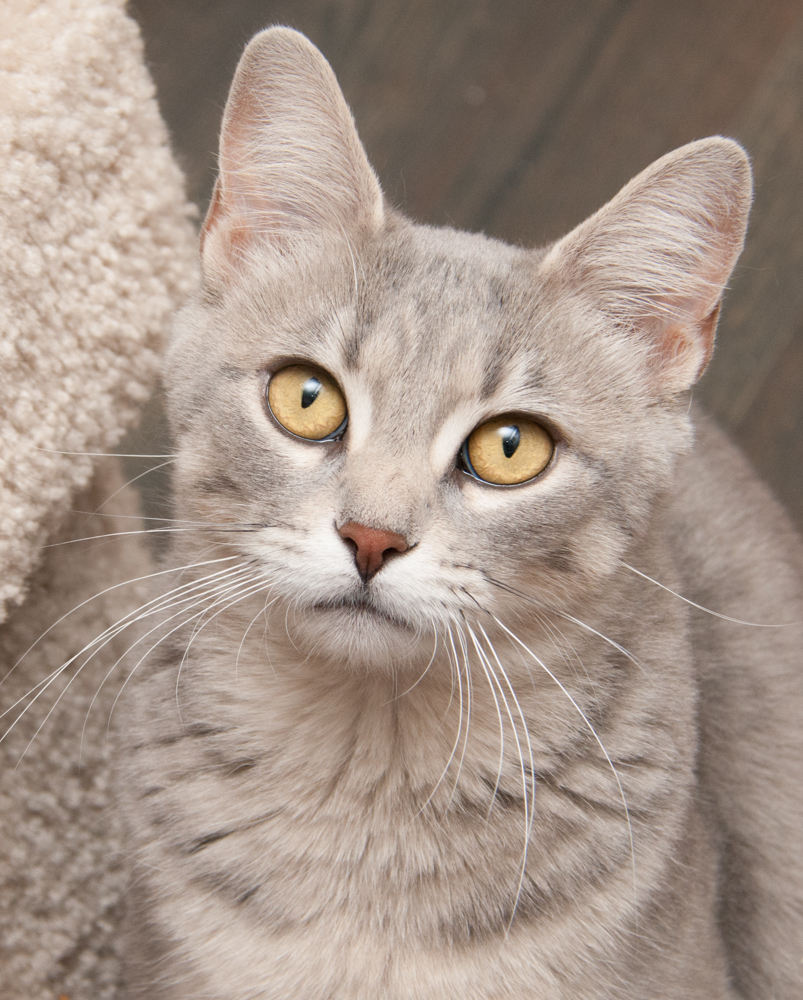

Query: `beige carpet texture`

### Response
(0, 0, 197, 995)
(0, 0, 197, 619)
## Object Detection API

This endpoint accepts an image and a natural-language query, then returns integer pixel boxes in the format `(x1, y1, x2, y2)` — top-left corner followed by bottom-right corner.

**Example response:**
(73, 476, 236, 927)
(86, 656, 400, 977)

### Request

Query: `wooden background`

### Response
(126, 0, 803, 530)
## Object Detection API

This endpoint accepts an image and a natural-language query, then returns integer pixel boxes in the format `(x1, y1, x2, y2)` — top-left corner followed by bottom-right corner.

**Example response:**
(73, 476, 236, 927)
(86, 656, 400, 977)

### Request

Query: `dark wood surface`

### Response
(126, 0, 803, 530)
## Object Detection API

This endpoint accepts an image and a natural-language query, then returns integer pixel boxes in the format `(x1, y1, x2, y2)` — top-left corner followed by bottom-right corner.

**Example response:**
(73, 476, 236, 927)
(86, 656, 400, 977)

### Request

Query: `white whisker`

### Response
(173, 574, 271, 721)
(44, 525, 266, 548)
(392, 628, 439, 701)
(236, 591, 278, 684)
(492, 615, 638, 918)
(1, 556, 240, 691)
(452, 623, 473, 805)
(532, 612, 602, 709)
(623, 563, 796, 627)
(476, 621, 536, 832)
(482, 572, 647, 675)
(89, 458, 176, 516)
(414, 623, 465, 818)
(103, 571, 270, 737)
(551, 609, 647, 675)
(32, 448, 178, 458)
(445, 623, 472, 808)
(2, 564, 256, 757)
(467, 622, 534, 934)
(461, 618, 506, 820)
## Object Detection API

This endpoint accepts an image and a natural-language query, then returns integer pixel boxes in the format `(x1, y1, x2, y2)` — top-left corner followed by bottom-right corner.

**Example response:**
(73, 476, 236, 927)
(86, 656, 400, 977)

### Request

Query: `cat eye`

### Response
(267, 364, 348, 441)
(461, 415, 554, 486)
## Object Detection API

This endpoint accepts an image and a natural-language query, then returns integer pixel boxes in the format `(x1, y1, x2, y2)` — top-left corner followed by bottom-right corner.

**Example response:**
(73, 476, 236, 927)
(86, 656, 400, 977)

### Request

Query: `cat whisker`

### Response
(439, 622, 459, 724)
(17, 570, 256, 767)
(24, 569, 261, 762)
(1, 562, 252, 727)
(475, 621, 536, 835)
(101, 569, 270, 739)
(71, 512, 241, 524)
(446, 622, 473, 810)
(481, 572, 646, 674)
(283, 601, 303, 654)
(529, 610, 602, 710)
(99, 592, 249, 741)
(2, 564, 257, 759)
(457, 624, 474, 799)
(173, 574, 271, 722)
(88, 458, 176, 517)
(391, 628, 439, 701)
(235, 590, 280, 685)
(31, 447, 178, 458)
(1, 555, 240, 691)
(623, 562, 799, 627)
(456, 616, 505, 823)
(466, 621, 535, 934)
(490, 614, 638, 918)
(446, 625, 468, 809)
(43, 524, 270, 548)
(414, 623, 467, 819)
(552, 610, 646, 676)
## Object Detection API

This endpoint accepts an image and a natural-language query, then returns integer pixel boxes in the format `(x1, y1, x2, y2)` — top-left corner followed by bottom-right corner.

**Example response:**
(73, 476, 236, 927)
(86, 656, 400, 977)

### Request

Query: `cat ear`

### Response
(201, 27, 384, 275)
(540, 138, 752, 391)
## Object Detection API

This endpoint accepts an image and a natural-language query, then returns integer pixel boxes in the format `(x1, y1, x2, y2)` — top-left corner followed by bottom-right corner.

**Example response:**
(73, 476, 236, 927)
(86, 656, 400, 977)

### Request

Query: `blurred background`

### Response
(125, 0, 803, 530)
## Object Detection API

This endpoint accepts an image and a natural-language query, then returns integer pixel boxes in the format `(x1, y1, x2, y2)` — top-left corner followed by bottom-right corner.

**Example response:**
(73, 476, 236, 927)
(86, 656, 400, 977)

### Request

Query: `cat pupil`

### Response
(501, 425, 520, 459)
(301, 377, 322, 409)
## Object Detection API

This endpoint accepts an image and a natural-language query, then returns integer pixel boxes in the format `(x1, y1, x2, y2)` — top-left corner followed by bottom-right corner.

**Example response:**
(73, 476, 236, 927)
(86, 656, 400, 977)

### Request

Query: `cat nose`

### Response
(338, 522, 409, 580)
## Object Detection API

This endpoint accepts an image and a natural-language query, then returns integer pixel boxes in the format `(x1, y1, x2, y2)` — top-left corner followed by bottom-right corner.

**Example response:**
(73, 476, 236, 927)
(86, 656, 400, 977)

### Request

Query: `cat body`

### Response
(120, 28, 803, 999)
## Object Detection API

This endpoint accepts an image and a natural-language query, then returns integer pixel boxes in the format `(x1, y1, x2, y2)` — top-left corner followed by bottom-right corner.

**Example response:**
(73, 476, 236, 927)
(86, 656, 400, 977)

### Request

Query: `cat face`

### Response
(164, 28, 751, 672)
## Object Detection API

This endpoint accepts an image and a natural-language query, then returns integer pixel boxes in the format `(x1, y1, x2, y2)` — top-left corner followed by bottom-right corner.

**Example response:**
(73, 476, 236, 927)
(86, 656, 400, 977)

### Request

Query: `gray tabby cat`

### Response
(120, 26, 803, 1000)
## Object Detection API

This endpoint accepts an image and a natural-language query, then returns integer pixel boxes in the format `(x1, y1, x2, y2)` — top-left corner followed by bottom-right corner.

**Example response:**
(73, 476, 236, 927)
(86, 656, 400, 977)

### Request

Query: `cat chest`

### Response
(136, 720, 667, 951)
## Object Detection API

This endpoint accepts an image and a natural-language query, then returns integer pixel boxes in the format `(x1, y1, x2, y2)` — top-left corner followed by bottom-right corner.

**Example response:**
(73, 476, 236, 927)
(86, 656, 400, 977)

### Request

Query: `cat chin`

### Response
(285, 601, 431, 674)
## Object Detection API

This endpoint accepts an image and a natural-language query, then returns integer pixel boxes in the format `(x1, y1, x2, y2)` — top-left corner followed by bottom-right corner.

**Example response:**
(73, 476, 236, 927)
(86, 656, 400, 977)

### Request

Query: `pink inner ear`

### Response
(542, 138, 751, 393)
(200, 174, 260, 267)
(199, 179, 224, 255)
(202, 87, 284, 259)
(199, 28, 384, 280)
(694, 301, 721, 379)
(649, 300, 721, 389)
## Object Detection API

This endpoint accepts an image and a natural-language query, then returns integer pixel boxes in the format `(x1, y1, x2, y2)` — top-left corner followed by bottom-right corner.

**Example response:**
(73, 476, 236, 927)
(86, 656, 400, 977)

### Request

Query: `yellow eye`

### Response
(267, 365, 347, 441)
(463, 415, 553, 485)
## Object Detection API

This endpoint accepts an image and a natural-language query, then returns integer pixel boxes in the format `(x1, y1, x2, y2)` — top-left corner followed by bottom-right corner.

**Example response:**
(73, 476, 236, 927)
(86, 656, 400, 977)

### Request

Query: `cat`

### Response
(118, 25, 803, 1000)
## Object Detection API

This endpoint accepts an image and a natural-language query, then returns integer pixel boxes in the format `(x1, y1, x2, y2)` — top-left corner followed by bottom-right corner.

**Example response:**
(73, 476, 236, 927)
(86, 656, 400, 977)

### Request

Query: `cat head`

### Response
(165, 27, 751, 672)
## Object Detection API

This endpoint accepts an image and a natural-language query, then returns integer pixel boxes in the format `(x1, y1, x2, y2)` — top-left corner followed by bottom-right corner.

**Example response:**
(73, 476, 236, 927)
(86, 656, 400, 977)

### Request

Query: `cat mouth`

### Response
(312, 593, 412, 631)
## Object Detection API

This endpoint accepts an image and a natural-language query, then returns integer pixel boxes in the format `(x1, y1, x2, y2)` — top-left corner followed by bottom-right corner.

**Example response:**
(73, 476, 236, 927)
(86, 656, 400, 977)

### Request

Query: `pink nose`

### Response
(338, 522, 409, 579)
